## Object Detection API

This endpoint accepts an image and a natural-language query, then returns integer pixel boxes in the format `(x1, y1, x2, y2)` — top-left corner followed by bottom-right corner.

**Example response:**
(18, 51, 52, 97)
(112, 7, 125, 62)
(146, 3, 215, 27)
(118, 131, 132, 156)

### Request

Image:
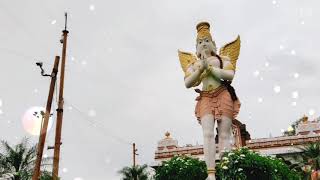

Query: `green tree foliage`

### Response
(0, 138, 36, 179)
(118, 164, 150, 180)
(216, 147, 301, 180)
(289, 142, 320, 179)
(155, 156, 207, 180)
(40, 171, 59, 180)
(0, 137, 54, 180)
(300, 142, 320, 171)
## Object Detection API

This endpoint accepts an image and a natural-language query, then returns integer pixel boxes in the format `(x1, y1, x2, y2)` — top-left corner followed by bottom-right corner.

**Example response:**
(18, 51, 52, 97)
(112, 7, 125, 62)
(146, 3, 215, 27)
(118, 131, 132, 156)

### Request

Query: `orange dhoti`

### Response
(195, 85, 241, 123)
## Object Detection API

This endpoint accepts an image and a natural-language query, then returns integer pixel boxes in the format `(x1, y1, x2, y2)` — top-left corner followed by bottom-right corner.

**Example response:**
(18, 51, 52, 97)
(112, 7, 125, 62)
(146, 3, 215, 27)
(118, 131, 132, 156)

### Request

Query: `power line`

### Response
(64, 99, 132, 145)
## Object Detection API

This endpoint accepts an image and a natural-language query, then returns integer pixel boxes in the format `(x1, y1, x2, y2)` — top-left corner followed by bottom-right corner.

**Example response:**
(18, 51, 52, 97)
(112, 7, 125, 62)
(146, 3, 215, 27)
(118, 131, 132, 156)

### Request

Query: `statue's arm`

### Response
(184, 62, 204, 88)
(208, 60, 235, 81)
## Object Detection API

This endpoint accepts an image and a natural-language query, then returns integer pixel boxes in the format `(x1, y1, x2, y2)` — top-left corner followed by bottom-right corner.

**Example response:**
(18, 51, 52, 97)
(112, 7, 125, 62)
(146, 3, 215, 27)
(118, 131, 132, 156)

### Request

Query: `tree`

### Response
(40, 171, 59, 180)
(155, 156, 207, 180)
(300, 142, 320, 171)
(0, 137, 54, 180)
(298, 142, 320, 180)
(118, 164, 150, 180)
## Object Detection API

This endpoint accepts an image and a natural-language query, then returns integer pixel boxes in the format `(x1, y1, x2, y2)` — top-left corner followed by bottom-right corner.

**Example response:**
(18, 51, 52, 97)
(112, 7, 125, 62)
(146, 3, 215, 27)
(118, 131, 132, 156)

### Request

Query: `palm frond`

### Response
(0, 140, 15, 157)
(0, 136, 49, 179)
(118, 165, 150, 180)
(20, 144, 37, 170)
(299, 142, 320, 171)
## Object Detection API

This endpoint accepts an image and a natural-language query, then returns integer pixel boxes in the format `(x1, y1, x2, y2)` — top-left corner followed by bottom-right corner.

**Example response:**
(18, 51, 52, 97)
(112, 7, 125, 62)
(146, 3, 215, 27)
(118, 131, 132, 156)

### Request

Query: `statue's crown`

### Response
(196, 21, 212, 40)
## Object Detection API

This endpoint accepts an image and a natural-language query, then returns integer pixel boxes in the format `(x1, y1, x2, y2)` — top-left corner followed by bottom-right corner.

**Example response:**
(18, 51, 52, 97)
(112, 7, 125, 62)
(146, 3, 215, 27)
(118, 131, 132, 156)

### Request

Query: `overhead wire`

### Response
(0, 1, 71, 68)
(0, 0, 131, 148)
(64, 99, 132, 145)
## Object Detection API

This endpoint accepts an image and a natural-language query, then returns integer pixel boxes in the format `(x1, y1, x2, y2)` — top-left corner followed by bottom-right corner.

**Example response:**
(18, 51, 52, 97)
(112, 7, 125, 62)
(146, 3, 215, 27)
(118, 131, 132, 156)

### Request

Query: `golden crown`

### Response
(196, 21, 212, 40)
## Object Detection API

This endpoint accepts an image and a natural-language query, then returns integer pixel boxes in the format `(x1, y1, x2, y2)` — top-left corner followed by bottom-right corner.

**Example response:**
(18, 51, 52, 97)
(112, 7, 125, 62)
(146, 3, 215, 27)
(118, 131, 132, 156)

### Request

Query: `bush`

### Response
(216, 147, 301, 180)
(155, 156, 207, 180)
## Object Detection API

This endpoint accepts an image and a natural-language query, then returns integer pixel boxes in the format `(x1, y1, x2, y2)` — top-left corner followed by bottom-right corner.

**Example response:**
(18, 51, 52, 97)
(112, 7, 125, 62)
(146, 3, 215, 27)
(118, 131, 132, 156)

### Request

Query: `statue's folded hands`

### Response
(208, 66, 235, 81)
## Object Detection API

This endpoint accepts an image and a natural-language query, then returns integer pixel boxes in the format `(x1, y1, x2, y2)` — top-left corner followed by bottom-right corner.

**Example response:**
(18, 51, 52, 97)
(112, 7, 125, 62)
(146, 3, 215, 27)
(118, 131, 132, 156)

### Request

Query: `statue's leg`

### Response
(201, 114, 216, 180)
(218, 116, 232, 158)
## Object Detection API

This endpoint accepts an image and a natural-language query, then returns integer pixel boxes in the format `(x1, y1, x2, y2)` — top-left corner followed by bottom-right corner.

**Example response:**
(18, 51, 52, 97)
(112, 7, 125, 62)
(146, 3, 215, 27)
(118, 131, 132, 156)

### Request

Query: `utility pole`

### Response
(32, 56, 60, 180)
(52, 13, 69, 180)
(133, 143, 138, 167)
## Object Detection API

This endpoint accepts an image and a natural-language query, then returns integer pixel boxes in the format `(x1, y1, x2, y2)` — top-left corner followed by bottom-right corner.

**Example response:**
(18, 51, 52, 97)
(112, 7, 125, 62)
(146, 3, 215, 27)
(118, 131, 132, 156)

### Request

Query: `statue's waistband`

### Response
(195, 85, 226, 98)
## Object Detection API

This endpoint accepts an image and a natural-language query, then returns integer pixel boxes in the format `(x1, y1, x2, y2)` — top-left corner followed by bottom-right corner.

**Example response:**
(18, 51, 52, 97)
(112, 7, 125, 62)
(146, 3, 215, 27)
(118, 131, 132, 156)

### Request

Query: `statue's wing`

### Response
(219, 35, 241, 70)
(178, 50, 197, 76)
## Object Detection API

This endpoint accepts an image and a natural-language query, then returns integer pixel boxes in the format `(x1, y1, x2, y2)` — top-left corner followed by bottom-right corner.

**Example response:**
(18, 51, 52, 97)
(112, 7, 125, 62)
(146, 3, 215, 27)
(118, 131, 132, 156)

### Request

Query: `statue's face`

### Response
(196, 37, 217, 58)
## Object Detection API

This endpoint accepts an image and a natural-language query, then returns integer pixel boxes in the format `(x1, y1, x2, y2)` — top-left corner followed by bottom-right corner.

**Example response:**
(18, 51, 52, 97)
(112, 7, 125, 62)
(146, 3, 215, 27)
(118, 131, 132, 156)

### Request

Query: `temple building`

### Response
(152, 116, 320, 167)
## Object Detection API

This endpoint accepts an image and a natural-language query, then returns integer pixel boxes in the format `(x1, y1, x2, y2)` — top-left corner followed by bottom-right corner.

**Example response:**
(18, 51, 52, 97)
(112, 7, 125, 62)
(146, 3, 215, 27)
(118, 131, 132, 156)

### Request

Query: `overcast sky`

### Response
(0, 0, 319, 179)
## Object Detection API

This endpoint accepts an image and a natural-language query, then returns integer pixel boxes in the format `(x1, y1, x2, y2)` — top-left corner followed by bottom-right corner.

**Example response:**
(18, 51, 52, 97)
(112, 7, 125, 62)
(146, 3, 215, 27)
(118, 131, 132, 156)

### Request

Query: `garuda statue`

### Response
(178, 22, 241, 180)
